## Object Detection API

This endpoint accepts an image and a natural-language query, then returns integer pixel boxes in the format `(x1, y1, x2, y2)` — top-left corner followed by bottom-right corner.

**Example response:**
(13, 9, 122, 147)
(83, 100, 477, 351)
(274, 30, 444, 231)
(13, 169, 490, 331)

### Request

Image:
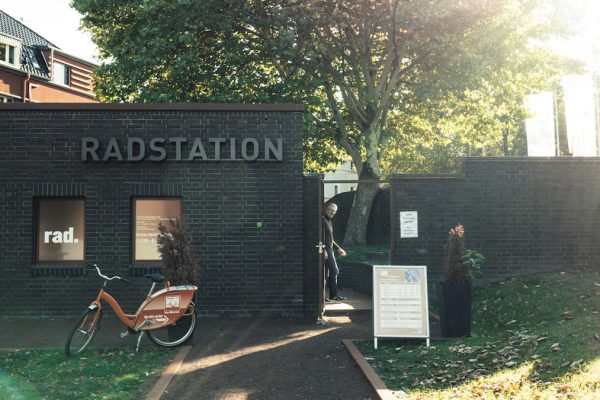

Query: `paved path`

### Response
(162, 313, 377, 400)
(0, 290, 380, 400)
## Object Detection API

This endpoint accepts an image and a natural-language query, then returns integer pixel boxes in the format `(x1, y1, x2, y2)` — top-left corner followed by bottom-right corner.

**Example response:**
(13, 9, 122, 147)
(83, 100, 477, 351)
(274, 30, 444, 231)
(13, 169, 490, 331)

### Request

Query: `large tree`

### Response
(73, 0, 560, 244)
(381, 45, 573, 174)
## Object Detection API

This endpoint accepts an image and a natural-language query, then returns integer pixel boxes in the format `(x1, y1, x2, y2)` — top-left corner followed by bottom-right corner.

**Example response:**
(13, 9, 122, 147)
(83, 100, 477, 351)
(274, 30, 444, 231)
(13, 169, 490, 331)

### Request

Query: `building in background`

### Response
(0, 10, 96, 103)
(525, 74, 599, 156)
(323, 160, 358, 201)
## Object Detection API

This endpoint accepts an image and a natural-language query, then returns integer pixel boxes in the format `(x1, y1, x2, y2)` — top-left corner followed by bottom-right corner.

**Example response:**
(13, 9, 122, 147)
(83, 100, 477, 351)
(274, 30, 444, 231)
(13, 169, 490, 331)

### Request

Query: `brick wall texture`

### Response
(391, 157, 600, 291)
(0, 106, 305, 318)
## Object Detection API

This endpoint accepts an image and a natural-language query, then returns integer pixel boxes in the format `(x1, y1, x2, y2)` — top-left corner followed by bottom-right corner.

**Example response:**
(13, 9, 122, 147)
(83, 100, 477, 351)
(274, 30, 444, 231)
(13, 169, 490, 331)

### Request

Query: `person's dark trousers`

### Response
(325, 247, 339, 299)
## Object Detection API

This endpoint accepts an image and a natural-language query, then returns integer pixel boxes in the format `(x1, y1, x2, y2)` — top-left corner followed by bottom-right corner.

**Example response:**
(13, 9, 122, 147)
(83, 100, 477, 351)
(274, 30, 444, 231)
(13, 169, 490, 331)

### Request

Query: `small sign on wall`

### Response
(400, 211, 418, 238)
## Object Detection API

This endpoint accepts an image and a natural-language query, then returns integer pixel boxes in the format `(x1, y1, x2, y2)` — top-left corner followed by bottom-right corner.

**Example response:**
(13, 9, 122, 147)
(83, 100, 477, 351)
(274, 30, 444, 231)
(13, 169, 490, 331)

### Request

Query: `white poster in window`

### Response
(400, 211, 418, 238)
(134, 199, 182, 261)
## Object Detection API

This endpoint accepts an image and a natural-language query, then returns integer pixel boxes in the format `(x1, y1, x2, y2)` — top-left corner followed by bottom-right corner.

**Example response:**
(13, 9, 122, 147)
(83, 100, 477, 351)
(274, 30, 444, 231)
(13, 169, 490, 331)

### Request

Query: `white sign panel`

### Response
(525, 92, 556, 156)
(562, 74, 598, 156)
(400, 211, 418, 238)
(373, 265, 430, 348)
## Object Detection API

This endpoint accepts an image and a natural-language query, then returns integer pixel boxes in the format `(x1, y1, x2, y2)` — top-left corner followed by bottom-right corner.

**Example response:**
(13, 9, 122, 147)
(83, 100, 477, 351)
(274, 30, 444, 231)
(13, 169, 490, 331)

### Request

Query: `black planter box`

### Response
(436, 281, 471, 338)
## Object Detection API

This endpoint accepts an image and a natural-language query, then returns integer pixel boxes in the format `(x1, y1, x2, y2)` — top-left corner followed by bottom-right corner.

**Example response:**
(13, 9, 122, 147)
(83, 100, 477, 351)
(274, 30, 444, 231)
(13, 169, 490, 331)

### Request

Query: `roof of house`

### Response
(0, 10, 57, 48)
(0, 10, 59, 78)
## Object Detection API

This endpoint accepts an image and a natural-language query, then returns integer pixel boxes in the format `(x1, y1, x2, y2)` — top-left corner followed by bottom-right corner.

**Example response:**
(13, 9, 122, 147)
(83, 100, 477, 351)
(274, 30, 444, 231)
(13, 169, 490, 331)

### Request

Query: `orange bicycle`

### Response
(65, 262, 197, 356)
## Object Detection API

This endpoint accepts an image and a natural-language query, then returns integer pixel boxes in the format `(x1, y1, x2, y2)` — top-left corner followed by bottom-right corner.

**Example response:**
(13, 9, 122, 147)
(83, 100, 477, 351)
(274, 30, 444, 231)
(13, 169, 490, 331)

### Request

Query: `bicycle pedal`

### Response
(120, 331, 129, 338)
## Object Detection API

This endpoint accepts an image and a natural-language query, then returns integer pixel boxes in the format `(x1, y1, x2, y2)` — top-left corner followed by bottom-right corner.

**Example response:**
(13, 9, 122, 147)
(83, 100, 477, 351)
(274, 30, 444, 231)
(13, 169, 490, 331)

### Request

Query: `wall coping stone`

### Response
(0, 103, 305, 112)
(390, 173, 464, 180)
(464, 156, 600, 163)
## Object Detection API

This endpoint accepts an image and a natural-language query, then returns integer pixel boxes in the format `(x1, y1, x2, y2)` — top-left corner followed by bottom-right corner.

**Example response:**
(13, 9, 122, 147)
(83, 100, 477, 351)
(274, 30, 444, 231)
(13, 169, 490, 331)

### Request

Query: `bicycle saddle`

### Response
(144, 273, 164, 283)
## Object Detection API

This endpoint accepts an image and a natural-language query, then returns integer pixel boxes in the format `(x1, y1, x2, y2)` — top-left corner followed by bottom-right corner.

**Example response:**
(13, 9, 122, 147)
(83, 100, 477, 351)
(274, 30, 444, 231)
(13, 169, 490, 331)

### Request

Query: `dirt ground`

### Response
(161, 312, 377, 400)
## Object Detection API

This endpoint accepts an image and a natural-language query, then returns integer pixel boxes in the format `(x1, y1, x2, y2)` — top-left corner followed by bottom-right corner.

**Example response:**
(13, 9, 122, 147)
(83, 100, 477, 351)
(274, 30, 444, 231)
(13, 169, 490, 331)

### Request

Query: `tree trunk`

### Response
(343, 165, 380, 245)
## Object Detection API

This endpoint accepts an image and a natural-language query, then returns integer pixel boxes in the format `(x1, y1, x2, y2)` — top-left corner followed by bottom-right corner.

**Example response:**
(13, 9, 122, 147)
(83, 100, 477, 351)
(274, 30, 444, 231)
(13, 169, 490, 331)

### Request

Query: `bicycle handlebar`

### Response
(85, 262, 131, 284)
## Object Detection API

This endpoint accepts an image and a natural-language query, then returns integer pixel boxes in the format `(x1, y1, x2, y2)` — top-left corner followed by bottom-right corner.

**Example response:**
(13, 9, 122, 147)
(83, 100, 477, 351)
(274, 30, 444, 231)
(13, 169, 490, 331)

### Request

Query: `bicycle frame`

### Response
(89, 279, 196, 332)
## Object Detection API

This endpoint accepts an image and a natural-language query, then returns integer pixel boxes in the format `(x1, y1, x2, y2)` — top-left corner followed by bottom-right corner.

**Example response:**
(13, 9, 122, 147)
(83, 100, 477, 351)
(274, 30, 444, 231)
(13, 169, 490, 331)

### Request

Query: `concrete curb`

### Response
(342, 339, 406, 400)
(145, 345, 192, 400)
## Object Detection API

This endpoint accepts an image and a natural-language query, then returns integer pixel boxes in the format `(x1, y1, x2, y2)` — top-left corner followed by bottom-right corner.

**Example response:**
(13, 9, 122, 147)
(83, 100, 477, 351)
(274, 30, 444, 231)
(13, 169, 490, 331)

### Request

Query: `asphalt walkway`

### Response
(0, 291, 380, 399)
(161, 313, 376, 400)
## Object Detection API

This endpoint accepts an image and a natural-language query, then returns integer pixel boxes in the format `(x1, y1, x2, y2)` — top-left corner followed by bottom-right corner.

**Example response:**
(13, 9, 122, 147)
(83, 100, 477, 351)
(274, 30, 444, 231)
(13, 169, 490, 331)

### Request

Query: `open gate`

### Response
(303, 175, 324, 319)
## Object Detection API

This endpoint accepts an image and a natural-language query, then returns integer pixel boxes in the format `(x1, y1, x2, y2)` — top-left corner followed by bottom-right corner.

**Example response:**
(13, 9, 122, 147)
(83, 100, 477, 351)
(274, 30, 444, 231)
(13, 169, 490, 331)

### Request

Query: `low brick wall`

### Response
(391, 158, 600, 293)
(338, 261, 373, 295)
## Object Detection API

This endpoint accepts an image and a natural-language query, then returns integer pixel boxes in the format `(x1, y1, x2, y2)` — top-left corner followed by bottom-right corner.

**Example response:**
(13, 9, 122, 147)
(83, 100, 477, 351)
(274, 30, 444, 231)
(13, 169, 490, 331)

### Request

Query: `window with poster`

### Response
(132, 198, 182, 262)
(36, 198, 85, 263)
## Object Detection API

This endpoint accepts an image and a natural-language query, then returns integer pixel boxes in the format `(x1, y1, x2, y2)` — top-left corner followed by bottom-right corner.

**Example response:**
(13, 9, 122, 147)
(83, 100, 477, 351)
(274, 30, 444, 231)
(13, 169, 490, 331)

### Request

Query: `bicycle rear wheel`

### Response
(147, 305, 196, 347)
(65, 308, 102, 356)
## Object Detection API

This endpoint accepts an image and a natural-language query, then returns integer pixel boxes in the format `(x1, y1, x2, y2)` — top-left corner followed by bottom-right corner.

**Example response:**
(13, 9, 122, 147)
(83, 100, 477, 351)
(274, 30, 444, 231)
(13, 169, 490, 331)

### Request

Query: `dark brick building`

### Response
(0, 103, 316, 318)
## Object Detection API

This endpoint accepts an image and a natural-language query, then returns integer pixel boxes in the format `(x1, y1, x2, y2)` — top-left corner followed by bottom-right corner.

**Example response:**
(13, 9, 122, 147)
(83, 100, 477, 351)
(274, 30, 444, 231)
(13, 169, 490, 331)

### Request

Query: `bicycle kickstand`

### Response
(135, 331, 145, 353)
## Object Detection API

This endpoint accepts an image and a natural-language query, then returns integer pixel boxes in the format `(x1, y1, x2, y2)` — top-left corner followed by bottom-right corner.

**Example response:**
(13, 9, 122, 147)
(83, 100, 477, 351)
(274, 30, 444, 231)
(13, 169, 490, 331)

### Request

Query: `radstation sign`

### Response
(82, 136, 283, 162)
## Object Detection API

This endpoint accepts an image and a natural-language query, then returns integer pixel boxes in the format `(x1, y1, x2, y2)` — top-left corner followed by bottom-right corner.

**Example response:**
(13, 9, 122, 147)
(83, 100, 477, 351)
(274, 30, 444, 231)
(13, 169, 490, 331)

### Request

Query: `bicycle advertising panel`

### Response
(134, 286, 196, 330)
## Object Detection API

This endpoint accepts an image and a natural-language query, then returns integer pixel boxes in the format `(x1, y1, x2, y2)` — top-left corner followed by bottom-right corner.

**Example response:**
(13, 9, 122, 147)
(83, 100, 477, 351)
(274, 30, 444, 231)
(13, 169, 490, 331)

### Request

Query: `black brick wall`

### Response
(338, 262, 373, 295)
(0, 106, 305, 318)
(391, 158, 600, 292)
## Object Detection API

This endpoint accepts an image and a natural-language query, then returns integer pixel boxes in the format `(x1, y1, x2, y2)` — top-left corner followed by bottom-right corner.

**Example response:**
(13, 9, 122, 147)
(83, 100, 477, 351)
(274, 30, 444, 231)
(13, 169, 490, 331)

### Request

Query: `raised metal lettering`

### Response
(102, 138, 123, 161)
(241, 138, 259, 161)
(82, 137, 99, 161)
(149, 137, 167, 161)
(209, 137, 227, 160)
(188, 138, 207, 160)
(265, 138, 283, 161)
(127, 137, 146, 161)
(168, 137, 187, 161)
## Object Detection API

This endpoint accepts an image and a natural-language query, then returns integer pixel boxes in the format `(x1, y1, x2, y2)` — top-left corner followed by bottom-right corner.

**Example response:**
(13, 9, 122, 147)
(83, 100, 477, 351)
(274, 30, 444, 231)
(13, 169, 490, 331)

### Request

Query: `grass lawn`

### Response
(357, 270, 600, 399)
(0, 347, 175, 400)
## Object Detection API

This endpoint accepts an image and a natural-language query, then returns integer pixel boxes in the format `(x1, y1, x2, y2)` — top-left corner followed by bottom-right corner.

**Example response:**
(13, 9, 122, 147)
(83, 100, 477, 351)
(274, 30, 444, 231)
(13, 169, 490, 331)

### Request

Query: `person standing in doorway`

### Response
(323, 203, 346, 301)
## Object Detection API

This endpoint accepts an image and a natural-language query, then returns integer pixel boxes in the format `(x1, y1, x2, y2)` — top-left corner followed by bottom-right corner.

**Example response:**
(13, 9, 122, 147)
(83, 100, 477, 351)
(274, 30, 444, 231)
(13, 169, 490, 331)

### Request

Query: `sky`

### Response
(547, 0, 600, 72)
(0, 0, 99, 63)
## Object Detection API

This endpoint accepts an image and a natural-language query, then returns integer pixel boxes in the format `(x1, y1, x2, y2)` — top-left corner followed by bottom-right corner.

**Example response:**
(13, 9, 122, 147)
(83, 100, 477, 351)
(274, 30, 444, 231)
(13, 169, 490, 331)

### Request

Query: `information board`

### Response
(373, 265, 429, 348)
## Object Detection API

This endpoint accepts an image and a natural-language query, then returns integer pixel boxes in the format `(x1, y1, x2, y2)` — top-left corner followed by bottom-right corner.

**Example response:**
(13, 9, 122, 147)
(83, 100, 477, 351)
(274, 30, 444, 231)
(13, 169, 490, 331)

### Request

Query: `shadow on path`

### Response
(162, 313, 377, 400)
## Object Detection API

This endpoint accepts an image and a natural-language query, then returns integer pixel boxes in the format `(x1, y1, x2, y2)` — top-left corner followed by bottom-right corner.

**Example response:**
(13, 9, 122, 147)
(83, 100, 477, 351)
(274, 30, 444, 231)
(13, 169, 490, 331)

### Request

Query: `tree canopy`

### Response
(73, 0, 568, 243)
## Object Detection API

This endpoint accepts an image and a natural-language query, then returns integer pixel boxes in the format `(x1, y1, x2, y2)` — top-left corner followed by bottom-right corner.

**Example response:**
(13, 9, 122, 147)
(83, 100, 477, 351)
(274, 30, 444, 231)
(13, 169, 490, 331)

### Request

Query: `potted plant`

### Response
(436, 224, 484, 337)
(157, 217, 200, 341)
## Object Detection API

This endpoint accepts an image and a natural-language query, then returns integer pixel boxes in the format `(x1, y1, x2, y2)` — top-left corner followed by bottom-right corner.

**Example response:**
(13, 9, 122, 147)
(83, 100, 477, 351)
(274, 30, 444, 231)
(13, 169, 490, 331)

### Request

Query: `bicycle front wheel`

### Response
(65, 308, 102, 356)
(147, 305, 196, 347)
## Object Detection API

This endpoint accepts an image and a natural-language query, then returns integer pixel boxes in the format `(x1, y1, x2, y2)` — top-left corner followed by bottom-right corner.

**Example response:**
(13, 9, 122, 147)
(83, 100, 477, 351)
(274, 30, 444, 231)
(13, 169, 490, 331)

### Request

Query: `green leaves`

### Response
(463, 249, 485, 282)
(72, 0, 575, 242)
